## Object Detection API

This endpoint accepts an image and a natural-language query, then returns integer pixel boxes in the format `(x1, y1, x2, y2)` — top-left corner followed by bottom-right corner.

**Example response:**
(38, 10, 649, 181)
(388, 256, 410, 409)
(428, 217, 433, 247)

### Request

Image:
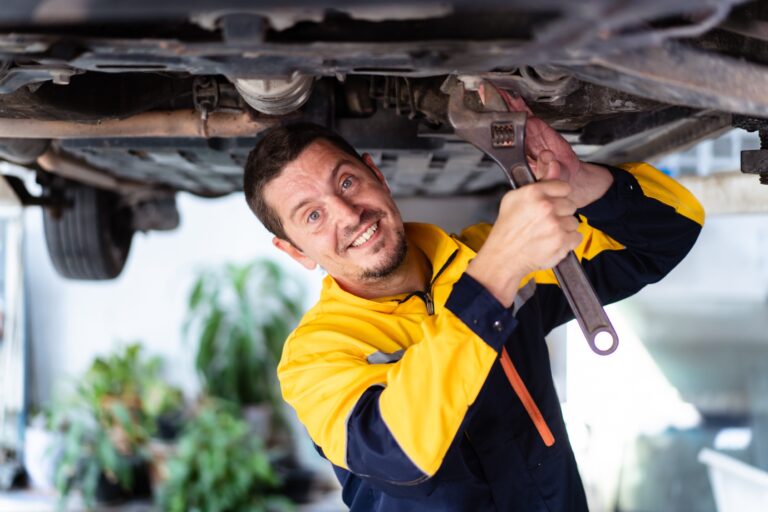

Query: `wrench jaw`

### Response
(446, 82, 491, 151)
(447, 80, 533, 188)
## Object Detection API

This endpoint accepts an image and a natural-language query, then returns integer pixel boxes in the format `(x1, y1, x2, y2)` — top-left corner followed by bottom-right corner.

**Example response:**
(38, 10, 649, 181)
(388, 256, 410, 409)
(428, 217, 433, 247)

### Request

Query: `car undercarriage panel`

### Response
(0, 0, 765, 198)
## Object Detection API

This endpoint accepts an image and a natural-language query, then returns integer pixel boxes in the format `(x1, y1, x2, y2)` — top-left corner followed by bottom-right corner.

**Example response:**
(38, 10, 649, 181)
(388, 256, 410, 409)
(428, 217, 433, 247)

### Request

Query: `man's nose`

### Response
(329, 195, 362, 225)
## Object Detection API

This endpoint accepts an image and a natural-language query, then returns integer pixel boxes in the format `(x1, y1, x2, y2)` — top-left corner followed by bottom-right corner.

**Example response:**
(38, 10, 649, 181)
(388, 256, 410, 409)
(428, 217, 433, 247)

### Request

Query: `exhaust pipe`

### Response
(0, 110, 279, 138)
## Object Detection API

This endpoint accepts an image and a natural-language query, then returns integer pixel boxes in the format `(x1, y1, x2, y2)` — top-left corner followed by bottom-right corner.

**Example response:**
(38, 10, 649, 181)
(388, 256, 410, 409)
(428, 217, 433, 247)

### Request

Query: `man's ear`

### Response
(272, 237, 318, 270)
(362, 153, 390, 190)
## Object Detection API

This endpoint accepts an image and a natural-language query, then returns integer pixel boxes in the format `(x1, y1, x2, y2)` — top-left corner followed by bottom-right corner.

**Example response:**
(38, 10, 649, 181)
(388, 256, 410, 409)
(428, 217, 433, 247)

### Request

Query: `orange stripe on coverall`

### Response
(500, 347, 555, 447)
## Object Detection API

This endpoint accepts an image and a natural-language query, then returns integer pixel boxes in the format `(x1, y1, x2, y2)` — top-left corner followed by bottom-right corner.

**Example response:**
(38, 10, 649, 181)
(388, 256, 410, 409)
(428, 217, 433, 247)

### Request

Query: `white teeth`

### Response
(351, 223, 378, 247)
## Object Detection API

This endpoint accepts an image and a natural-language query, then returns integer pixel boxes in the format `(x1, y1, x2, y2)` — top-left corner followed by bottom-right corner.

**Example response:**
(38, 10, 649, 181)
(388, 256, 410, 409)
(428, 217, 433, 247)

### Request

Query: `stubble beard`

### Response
(359, 225, 408, 281)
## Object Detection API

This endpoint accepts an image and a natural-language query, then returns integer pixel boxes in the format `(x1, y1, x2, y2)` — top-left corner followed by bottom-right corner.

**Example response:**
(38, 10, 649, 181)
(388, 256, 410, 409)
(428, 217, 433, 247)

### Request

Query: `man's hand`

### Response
(466, 180, 582, 308)
(501, 94, 614, 208)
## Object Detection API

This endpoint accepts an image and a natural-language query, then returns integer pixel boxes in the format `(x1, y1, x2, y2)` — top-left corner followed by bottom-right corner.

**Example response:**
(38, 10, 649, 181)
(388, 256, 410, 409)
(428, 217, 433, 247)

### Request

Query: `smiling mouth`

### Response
(350, 222, 378, 248)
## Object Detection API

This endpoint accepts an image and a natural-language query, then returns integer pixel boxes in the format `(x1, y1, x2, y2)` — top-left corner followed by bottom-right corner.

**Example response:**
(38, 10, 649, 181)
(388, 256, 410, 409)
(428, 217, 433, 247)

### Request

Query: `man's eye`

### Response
(341, 177, 353, 190)
(307, 210, 321, 223)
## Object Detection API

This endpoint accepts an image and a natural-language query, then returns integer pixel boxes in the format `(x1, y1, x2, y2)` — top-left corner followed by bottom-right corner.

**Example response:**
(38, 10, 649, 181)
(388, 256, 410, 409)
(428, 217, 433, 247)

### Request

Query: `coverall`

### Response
(277, 162, 704, 511)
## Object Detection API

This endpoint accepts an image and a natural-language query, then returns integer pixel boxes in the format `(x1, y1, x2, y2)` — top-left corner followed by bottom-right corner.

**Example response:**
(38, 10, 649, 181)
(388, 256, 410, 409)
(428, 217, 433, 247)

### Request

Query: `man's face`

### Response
(264, 139, 407, 288)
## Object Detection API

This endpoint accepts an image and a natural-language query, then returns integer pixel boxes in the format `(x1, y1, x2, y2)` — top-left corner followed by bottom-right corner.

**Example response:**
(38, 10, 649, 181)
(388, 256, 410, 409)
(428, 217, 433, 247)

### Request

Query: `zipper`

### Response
(430, 250, 458, 286)
(413, 290, 435, 315)
(399, 249, 458, 316)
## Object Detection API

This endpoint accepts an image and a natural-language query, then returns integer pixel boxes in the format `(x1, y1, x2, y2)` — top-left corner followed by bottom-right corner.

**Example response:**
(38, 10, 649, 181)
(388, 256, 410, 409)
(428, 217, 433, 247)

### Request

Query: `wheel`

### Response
(42, 181, 134, 280)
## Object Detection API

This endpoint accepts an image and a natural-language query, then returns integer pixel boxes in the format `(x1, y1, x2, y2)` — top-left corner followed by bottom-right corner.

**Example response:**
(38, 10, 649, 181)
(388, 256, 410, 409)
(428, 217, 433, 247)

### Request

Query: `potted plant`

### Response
(157, 399, 292, 512)
(51, 343, 184, 509)
(185, 259, 304, 438)
(51, 405, 150, 508)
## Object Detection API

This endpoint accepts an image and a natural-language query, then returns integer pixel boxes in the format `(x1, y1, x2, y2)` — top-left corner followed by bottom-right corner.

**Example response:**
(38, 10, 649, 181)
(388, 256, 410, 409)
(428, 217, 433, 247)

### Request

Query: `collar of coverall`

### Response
(319, 222, 468, 311)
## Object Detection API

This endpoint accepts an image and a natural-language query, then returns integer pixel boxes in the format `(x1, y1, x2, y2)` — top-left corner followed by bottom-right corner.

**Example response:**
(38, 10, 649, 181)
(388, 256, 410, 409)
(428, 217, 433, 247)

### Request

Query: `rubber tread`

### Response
(43, 182, 133, 280)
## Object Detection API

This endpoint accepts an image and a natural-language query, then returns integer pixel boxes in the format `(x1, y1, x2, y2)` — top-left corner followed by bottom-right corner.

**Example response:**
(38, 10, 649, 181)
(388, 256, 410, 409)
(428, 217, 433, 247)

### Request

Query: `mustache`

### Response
(339, 209, 385, 252)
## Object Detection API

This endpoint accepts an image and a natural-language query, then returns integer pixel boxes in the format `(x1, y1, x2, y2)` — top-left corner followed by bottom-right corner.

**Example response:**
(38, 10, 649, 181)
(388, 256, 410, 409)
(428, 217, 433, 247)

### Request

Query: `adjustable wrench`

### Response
(447, 79, 619, 356)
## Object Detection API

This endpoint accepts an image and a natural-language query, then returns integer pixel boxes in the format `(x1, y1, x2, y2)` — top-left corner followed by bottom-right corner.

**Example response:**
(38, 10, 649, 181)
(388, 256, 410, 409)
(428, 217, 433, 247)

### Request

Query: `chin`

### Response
(359, 233, 408, 280)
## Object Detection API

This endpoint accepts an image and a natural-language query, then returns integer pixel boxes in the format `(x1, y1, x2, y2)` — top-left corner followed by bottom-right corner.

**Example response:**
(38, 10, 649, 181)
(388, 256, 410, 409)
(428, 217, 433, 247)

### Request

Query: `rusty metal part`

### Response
(0, 110, 279, 139)
(446, 78, 619, 355)
(505, 66, 577, 106)
(568, 40, 768, 117)
(587, 110, 732, 164)
(37, 149, 160, 198)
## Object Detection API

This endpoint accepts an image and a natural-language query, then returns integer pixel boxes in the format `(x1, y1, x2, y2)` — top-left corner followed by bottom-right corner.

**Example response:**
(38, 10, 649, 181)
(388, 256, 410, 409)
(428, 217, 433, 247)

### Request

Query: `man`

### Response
(243, 114, 704, 510)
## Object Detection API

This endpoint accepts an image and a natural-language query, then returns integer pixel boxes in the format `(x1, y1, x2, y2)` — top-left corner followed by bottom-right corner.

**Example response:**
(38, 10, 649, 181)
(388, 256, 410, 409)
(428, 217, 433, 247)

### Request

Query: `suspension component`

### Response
(233, 73, 314, 116)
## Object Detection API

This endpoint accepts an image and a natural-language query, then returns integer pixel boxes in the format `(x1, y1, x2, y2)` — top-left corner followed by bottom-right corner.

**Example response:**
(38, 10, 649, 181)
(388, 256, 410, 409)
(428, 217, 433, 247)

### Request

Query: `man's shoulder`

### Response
(281, 298, 398, 368)
(403, 221, 492, 253)
(455, 222, 493, 252)
(286, 290, 394, 340)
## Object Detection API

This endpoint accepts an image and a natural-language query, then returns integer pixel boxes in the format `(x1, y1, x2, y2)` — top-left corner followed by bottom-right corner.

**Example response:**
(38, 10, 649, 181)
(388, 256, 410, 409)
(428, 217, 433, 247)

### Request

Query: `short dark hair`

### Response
(243, 122, 363, 240)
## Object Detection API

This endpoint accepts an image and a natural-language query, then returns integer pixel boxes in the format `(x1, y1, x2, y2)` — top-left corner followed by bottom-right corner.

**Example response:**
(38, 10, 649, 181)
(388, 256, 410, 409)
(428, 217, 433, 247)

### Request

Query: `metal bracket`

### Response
(193, 77, 221, 137)
(2, 174, 68, 208)
(0, 64, 80, 94)
(734, 116, 768, 185)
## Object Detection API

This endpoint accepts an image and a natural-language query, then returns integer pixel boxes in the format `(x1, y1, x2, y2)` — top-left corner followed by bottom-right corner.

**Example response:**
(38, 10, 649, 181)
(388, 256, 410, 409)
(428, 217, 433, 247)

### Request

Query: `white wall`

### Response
(23, 192, 325, 406)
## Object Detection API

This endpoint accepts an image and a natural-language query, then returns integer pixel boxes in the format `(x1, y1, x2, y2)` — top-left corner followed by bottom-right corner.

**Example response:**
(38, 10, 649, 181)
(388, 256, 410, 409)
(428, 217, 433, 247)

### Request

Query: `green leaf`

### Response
(157, 402, 284, 511)
(185, 258, 306, 406)
(188, 275, 207, 309)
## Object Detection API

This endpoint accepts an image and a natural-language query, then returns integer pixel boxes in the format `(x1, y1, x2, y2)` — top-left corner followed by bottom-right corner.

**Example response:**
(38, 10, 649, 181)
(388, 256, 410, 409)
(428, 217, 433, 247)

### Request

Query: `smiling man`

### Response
(243, 121, 704, 511)
(259, 135, 414, 299)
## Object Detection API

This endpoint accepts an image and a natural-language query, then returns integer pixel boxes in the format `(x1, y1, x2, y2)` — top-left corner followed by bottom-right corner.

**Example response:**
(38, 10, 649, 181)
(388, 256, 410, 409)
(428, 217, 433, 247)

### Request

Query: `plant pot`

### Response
(95, 457, 151, 505)
(156, 411, 184, 441)
(23, 421, 61, 491)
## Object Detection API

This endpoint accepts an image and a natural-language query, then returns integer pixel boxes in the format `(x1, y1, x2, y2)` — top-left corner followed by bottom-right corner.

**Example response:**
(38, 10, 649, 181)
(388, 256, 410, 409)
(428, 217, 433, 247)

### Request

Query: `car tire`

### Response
(43, 182, 134, 280)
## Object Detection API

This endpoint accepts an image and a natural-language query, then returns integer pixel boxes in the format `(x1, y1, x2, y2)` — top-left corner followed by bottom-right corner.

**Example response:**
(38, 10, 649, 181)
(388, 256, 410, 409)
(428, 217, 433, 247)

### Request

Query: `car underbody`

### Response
(0, 0, 766, 278)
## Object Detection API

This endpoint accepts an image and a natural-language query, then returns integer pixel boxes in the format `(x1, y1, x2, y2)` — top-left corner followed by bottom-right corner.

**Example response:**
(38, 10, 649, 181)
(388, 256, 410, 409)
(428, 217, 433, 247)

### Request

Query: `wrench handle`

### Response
(553, 252, 619, 355)
(506, 163, 619, 355)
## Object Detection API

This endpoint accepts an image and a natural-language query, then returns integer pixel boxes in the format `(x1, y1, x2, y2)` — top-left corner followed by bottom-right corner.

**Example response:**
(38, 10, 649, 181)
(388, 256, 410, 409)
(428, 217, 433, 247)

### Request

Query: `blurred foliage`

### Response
(185, 259, 304, 407)
(158, 399, 292, 512)
(51, 343, 184, 509)
(51, 407, 135, 510)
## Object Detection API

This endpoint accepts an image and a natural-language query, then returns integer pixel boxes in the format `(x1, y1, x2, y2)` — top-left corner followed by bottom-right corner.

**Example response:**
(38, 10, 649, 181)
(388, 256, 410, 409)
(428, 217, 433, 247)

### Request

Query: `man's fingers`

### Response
(533, 151, 548, 180)
(544, 153, 561, 181)
(532, 178, 572, 198)
(559, 215, 580, 233)
(533, 150, 565, 182)
(551, 197, 578, 217)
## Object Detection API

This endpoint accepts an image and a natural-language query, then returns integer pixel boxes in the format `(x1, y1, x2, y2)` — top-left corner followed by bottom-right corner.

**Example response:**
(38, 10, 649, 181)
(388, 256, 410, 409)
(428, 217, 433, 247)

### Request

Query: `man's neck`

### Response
(337, 246, 431, 300)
